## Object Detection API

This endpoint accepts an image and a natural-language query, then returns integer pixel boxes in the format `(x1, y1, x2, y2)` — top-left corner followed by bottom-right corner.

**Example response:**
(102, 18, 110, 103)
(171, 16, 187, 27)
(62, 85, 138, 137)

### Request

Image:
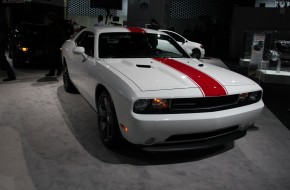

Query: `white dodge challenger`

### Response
(61, 26, 264, 151)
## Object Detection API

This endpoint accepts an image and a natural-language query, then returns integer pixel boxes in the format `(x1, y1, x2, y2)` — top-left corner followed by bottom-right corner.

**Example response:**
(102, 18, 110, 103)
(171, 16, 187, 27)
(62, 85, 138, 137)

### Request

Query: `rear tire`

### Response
(191, 49, 201, 59)
(97, 90, 121, 149)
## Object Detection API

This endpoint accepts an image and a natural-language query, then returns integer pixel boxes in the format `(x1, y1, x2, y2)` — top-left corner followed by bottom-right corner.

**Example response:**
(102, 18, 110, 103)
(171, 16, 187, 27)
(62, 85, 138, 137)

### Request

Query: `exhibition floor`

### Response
(0, 58, 290, 190)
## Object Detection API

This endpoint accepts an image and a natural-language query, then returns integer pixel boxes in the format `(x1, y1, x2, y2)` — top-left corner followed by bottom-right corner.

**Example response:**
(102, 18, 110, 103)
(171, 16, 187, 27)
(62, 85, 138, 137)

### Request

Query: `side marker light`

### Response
(120, 124, 128, 132)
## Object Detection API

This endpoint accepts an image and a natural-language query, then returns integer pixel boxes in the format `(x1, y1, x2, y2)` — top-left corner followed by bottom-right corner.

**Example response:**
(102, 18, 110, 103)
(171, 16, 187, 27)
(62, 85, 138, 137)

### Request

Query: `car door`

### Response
(79, 32, 96, 104)
(163, 31, 191, 54)
(164, 31, 185, 45)
(72, 31, 95, 97)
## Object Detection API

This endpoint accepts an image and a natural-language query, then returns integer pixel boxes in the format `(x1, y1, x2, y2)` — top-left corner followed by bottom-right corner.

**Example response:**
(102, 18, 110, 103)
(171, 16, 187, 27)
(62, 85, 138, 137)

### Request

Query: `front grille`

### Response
(165, 125, 239, 143)
(170, 95, 239, 112)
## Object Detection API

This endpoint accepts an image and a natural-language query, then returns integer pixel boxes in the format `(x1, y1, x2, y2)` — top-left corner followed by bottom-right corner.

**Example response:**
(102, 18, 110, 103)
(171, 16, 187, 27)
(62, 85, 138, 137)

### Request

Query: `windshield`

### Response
(99, 32, 190, 58)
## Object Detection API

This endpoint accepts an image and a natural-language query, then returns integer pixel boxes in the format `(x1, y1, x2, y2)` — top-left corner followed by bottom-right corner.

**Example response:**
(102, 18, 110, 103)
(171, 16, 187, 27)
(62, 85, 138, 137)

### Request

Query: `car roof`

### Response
(158, 29, 185, 38)
(159, 29, 175, 33)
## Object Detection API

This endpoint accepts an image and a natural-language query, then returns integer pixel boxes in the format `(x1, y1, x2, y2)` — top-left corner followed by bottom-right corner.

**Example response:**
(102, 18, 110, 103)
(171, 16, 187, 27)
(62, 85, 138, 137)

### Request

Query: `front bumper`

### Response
(118, 100, 264, 147)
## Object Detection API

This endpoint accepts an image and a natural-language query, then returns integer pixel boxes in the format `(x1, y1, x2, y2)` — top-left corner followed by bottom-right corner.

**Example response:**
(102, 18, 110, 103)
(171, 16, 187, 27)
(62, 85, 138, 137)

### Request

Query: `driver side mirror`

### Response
(73, 46, 87, 60)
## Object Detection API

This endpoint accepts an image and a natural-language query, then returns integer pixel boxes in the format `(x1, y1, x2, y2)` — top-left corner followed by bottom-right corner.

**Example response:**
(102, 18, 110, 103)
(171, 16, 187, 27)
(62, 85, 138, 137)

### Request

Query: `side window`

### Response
(75, 31, 95, 57)
(75, 32, 86, 47)
(167, 31, 184, 43)
(157, 38, 182, 56)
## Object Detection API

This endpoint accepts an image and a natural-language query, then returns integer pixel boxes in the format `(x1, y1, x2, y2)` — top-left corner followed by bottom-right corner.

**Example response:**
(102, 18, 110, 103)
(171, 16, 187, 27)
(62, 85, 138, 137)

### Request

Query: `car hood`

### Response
(103, 58, 256, 93)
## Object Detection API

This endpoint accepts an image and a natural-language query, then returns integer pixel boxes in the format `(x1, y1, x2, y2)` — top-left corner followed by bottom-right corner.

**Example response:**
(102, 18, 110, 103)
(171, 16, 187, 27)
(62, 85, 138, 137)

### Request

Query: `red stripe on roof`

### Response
(127, 27, 146, 33)
(153, 58, 227, 97)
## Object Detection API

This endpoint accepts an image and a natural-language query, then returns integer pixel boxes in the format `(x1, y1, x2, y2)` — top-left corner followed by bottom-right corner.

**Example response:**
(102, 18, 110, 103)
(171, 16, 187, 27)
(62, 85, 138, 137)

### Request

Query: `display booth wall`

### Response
(230, 7, 290, 59)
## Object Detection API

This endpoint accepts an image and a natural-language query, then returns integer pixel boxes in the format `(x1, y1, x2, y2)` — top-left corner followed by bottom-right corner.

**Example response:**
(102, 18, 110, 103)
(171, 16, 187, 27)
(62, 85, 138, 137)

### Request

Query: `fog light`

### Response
(145, 137, 155, 145)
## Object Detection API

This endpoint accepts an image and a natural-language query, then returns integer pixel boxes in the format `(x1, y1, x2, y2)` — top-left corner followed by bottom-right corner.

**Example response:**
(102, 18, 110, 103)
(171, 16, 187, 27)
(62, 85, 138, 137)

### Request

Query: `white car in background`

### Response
(61, 26, 264, 151)
(160, 29, 205, 59)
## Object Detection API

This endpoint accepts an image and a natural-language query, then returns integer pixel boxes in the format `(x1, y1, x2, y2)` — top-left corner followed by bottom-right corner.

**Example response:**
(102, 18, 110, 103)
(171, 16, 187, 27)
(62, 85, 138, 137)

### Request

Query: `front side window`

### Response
(164, 31, 185, 43)
(98, 32, 189, 59)
(75, 31, 95, 57)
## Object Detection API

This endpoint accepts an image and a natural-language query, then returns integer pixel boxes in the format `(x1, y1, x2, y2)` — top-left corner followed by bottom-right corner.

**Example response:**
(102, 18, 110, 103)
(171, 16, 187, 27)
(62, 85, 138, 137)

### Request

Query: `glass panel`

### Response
(241, 30, 290, 84)
(98, 32, 189, 58)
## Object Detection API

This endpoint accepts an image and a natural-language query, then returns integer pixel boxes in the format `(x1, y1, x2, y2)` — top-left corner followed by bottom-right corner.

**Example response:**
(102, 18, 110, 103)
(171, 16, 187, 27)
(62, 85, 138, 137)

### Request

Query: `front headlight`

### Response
(249, 91, 260, 101)
(152, 98, 168, 110)
(134, 99, 150, 111)
(133, 98, 169, 113)
(17, 46, 29, 52)
(238, 91, 262, 105)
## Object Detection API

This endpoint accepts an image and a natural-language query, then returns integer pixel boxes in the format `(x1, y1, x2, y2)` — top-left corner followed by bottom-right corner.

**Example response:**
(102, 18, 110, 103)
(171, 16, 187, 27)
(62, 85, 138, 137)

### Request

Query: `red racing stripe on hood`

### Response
(126, 27, 146, 33)
(153, 58, 227, 97)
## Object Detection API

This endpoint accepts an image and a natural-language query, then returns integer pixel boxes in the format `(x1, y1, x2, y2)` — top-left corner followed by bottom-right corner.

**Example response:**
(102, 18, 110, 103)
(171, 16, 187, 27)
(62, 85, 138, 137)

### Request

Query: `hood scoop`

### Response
(136, 64, 151, 68)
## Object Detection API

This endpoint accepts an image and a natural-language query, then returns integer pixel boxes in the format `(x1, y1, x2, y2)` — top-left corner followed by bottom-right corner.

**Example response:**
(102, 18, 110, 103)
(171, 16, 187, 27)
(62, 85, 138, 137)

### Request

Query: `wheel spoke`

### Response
(98, 95, 113, 141)
(98, 104, 107, 117)
(99, 112, 108, 137)
(104, 98, 112, 114)
(100, 119, 106, 131)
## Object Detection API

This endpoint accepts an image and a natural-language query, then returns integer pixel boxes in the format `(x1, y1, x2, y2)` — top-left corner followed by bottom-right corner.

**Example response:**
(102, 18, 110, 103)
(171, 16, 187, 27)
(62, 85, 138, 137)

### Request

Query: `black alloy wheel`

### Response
(97, 90, 121, 148)
(191, 49, 201, 59)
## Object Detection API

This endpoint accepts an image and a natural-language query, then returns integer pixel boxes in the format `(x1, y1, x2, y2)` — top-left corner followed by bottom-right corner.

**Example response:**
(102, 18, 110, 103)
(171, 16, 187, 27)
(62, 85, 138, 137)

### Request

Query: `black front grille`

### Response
(165, 125, 239, 143)
(170, 95, 239, 112)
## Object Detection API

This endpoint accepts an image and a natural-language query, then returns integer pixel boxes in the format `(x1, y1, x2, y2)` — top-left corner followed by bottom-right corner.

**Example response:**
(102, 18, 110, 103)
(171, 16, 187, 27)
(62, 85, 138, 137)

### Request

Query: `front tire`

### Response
(63, 62, 77, 93)
(97, 90, 121, 148)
